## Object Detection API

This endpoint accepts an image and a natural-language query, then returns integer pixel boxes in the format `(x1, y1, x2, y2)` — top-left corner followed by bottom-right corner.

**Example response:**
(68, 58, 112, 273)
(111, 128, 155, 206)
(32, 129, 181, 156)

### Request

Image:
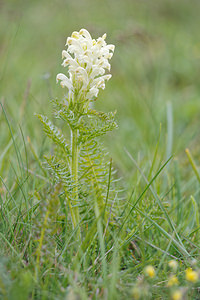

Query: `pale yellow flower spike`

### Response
(56, 28, 115, 102)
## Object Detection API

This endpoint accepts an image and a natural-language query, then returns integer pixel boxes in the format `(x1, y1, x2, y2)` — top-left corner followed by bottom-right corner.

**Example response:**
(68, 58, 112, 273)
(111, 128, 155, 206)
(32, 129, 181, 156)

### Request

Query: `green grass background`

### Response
(1, 0, 200, 174)
(1, 0, 200, 299)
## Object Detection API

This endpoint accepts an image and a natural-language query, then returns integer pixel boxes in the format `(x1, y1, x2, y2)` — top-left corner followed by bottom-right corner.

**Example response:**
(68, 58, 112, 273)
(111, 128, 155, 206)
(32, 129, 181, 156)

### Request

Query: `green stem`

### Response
(71, 128, 81, 239)
(35, 209, 50, 282)
(185, 148, 200, 183)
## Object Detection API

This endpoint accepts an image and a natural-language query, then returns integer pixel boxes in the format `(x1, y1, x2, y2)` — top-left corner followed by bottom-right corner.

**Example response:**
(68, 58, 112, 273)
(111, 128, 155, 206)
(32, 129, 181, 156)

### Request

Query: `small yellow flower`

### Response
(131, 287, 140, 300)
(168, 260, 178, 271)
(172, 290, 182, 300)
(144, 265, 155, 278)
(167, 275, 179, 287)
(185, 268, 198, 283)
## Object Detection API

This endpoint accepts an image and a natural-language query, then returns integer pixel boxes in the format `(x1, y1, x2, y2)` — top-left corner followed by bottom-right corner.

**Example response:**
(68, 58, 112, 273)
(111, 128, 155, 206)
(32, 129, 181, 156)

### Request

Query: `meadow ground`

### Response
(1, 0, 200, 299)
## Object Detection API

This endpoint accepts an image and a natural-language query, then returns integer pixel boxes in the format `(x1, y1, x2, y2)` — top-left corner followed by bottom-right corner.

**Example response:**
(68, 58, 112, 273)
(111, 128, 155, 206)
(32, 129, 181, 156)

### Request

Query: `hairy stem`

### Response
(71, 128, 81, 239)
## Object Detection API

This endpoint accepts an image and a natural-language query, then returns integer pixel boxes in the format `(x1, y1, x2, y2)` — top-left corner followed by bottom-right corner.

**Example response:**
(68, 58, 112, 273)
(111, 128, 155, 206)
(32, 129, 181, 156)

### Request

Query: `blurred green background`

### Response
(1, 0, 200, 179)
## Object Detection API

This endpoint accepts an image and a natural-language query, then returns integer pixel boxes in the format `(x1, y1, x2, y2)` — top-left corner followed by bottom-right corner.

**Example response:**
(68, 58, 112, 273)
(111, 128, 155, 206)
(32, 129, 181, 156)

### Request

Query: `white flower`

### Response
(56, 28, 114, 102)
(87, 87, 99, 99)
(56, 73, 73, 90)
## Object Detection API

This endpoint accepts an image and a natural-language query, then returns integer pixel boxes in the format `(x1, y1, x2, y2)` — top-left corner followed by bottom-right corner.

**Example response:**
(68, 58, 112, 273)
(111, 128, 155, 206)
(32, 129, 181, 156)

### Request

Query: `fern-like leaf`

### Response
(36, 114, 71, 156)
(78, 112, 118, 144)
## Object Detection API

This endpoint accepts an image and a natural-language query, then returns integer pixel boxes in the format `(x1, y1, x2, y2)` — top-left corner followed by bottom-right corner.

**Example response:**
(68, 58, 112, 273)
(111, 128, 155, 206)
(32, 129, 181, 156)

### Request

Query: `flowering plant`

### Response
(36, 29, 118, 243)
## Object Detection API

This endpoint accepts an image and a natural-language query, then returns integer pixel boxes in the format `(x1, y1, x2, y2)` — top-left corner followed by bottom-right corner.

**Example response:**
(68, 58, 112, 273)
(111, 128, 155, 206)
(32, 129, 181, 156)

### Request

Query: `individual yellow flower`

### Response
(144, 265, 155, 278)
(168, 260, 178, 271)
(167, 275, 179, 287)
(185, 268, 198, 283)
(131, 287, 140, 299)
(171, 290, 182, 300)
